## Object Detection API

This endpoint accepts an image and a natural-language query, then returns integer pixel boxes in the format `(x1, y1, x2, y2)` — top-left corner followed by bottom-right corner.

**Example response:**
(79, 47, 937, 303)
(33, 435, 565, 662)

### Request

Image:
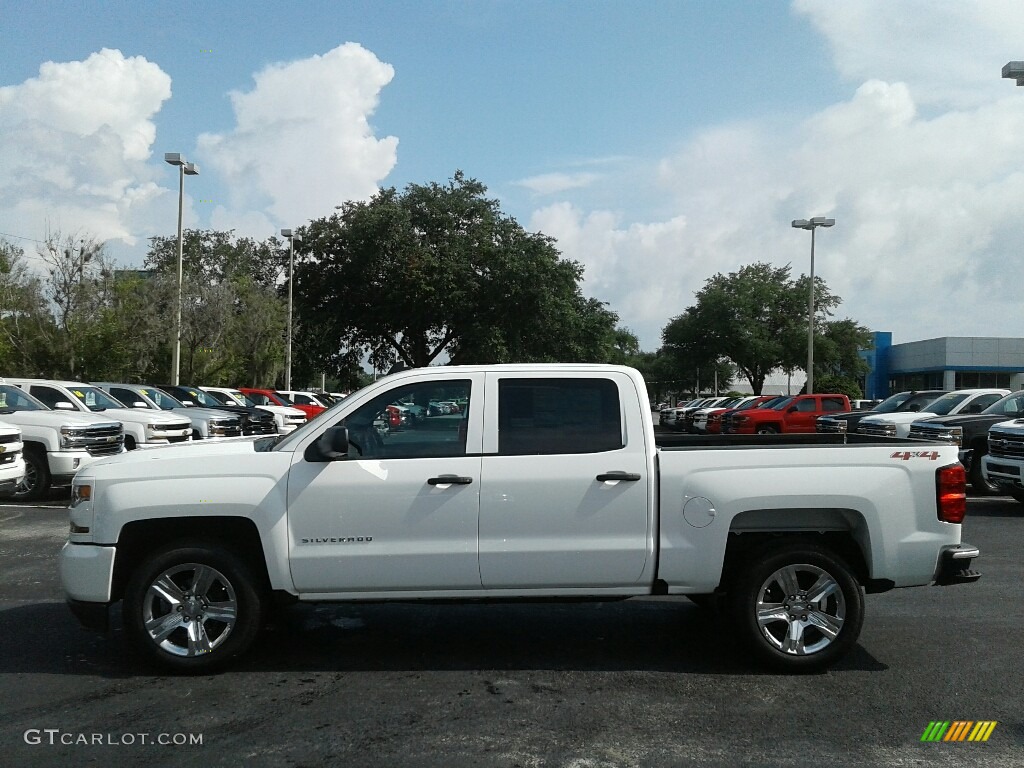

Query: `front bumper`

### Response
(933, 543, 981, 586)
(48, 451, 120, 485)
(60, 542, 115, 603)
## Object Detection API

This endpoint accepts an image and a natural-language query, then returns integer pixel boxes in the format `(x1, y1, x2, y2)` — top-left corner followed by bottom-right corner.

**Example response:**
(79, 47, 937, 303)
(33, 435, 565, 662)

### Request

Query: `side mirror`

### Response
(55, 401, 75, 410)
(133, 401, 148, 408)
(787, 406, 798, 413)
(303, 426, 350, 463)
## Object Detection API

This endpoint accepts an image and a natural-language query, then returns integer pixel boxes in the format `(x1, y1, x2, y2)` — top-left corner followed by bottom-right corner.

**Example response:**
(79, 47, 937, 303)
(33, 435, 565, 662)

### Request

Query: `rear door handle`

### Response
(596, 471, 642, 482)
(427, 475, 474, 486)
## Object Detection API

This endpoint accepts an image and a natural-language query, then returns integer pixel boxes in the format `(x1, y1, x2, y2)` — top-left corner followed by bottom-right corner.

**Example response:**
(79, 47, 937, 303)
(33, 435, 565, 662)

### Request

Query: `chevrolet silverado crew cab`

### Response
(6, 378, 192, 451)
(857, 389, 1009, 439)
(0, 420, 26, 497)
(0, 381, 123, 500)
(60, 364, 979, 674)
(724, 393, 851, 434)
(981, 418, 1024, 505)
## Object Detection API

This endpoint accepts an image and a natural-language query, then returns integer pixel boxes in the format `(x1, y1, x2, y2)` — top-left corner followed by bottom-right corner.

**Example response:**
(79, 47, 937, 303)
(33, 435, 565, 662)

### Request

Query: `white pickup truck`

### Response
(981, 418, 1024, 505)
(0, 420, 26, 496)
(0, 382, 124, 500)
(60, 364, 980, 673)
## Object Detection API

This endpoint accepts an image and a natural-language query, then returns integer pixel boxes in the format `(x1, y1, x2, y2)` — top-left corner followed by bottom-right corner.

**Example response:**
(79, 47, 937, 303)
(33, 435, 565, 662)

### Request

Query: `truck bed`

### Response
(654, 432, 930, 449)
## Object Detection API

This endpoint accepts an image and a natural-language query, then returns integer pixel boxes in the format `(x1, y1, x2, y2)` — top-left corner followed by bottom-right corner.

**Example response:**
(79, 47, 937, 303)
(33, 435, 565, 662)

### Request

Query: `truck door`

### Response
(783, 397, 822, 433)
(287, 374, 483, 593)
(478, 373, 651, 589)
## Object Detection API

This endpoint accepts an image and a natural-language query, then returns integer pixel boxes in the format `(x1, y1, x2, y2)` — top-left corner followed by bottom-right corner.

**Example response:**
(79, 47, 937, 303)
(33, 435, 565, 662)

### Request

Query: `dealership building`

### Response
(859, 333, 1024, 399)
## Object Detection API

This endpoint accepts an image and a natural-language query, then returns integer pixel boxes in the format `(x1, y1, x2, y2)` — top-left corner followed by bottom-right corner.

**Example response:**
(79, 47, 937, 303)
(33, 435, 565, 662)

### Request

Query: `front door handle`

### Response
(427, 475, 474, 486)
(596, 471, 642, 482)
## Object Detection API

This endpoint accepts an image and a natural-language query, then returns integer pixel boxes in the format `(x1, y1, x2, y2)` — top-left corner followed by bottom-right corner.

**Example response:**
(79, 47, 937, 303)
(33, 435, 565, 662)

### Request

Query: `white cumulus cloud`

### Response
(515, 172, 602, 195)
(0, 48, 174, 246)
(197, 43, 399, 229)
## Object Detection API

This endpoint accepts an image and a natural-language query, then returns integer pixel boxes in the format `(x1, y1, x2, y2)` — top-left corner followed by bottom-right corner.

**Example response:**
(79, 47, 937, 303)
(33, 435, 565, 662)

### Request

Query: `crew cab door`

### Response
(478, 372, 652, 589)
(286, 374, 484, 593)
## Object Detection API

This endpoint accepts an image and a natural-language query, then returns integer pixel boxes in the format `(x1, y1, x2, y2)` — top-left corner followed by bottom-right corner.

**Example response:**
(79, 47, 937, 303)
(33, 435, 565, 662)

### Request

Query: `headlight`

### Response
(70, 482, 91, 508)
(60, 426, 89, 449)
(949, 426, 964, 447)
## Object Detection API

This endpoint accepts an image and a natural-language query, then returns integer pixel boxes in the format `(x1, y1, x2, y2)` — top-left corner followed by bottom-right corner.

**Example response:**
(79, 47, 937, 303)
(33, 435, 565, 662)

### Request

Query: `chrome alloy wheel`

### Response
(142, 563, 239, 657)
(14, 460, 39, 497)
(755, 563, 846, 656)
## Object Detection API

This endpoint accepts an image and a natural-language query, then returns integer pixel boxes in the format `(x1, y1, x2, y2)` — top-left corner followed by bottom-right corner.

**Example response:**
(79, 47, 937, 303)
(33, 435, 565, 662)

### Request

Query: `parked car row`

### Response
(814, 387, 1024, 502)
(0, 376, 339, 500)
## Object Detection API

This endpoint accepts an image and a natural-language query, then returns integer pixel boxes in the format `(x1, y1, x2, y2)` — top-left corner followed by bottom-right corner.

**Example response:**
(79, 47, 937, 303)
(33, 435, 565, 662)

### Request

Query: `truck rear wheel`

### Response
(124, 542, 265, 673)
(729, 542, 864, 672)
(13, 447, 50, 501)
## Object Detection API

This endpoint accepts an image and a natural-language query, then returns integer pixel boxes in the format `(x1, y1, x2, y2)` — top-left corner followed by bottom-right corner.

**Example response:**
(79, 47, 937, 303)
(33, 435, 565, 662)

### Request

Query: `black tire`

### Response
(756, 425, 780, 435)
(729, 541, 864, 672)
(192, 429, 203, 441)
(124, 542, 265, 673)
(13, 447, 50, 501)
(968, 449, 999, 495)
(124, 435, 137, 451)
(1010, 490, 1024, 506)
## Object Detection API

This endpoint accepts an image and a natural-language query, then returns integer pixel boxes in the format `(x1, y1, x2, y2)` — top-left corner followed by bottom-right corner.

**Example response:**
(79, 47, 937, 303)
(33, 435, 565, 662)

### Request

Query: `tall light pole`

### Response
(281, 229, 302, 391)
(164, 153, 199, 385)
(1001, 61, 1024, 85)
(791, 216, 835, 395)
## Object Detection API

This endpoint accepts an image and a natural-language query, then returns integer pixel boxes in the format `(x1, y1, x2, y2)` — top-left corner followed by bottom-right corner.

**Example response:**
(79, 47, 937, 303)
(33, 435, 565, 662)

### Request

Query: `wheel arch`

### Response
(111, 516, 272, 603)
(722, 509, 883, 593)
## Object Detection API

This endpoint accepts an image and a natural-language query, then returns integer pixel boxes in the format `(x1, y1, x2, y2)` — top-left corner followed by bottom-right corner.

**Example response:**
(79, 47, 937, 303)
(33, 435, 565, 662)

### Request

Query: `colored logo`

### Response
(921, 721, 997, 742)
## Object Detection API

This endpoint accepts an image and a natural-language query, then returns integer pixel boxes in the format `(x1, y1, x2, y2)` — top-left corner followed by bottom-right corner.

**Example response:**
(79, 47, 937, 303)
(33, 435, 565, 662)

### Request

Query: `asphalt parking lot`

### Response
(0, 492, 1021, 767)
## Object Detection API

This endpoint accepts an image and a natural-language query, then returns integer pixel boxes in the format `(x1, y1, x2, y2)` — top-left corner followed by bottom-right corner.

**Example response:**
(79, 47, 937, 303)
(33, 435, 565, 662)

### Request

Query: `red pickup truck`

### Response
(238, 388, 326, 421)
(726, 393, 851, 434)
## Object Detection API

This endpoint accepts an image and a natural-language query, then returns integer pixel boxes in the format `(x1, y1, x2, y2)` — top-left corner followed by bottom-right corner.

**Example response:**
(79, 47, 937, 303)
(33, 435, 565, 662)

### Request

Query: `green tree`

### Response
(144, 230, 288, 386)
(662, 263, 839, 394)
(295, 171, 618, 373)
(0, 239, 53, 374)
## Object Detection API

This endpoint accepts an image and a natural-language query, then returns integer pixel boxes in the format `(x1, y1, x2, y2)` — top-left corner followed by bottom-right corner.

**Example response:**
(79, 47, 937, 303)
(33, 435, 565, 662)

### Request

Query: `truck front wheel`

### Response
(729, 542, 864, 672)
(755, 425, 779, 435)
(124, 543, 265, 673)
(13, 447, 50, 501)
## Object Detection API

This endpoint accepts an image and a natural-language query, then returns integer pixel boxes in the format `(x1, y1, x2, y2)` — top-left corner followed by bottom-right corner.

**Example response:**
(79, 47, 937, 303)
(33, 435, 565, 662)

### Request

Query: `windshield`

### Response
(871, 391, 942, 413)
(168, 387, 221, 408)
(768, 397, 795, 411)
(0, 384, 46, 412)
(272, 392, 294, 405)
(142, 387, 184, 410)
(229, 390, 257, 407)
(924, 392, 970, 416)
(983, 391, 1024, 417)
(69, 386, 126, 411)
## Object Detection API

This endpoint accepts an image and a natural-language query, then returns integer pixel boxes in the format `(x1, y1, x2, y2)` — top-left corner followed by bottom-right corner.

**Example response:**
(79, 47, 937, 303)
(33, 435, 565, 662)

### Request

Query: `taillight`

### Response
(936, 463, 966, 524)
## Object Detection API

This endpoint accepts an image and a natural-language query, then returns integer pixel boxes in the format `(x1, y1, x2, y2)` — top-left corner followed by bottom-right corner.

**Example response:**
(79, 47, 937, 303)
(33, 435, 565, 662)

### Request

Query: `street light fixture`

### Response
(791, 216, 835, 395)
(281, 228, 302, 391)
(164, 153, 199, 385)
(1001, 61, 1024, 85)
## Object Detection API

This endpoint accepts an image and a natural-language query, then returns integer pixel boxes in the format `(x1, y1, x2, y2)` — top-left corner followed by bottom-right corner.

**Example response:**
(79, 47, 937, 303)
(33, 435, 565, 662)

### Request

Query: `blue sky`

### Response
(3, 1, 1024, 354)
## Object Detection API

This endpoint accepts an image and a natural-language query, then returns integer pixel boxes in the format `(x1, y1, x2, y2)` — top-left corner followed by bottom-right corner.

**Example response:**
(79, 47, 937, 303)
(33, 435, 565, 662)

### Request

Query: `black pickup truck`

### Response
(908, 390, 1024, 493)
